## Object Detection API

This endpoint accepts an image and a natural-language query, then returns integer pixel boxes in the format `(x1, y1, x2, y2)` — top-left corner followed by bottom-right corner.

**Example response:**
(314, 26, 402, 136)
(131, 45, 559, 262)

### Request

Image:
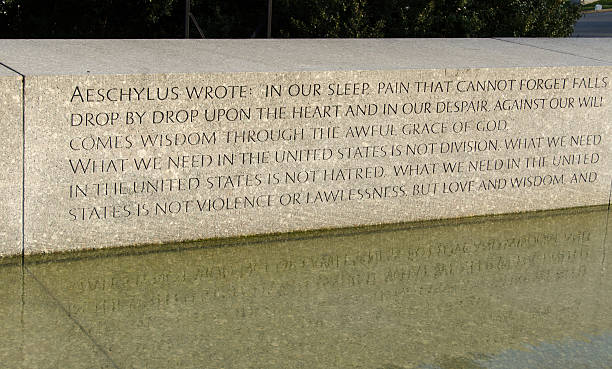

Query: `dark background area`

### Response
(0, 0, 582, 38)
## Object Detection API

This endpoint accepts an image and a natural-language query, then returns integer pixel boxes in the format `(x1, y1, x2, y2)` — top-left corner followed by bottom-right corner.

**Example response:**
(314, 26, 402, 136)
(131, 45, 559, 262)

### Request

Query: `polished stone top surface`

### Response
(0, 39, 610, 76)
(0, 64, 20, 76)
(498, 37, 612, 63)
(1, 206, 611, 368)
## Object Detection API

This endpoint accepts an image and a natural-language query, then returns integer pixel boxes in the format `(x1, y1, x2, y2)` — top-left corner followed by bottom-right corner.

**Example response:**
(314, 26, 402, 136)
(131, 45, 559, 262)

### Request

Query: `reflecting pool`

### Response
(1, 206, 611, 368)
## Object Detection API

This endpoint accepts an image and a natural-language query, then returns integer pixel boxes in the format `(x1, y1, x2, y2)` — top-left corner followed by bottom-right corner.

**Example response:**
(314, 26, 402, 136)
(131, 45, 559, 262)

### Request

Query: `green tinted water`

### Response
(1, 206, 611, 368)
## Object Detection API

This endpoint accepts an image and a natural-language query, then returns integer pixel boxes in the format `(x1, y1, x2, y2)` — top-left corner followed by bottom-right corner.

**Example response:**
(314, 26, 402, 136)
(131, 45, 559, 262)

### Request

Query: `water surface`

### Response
(1, 206, 611, 368)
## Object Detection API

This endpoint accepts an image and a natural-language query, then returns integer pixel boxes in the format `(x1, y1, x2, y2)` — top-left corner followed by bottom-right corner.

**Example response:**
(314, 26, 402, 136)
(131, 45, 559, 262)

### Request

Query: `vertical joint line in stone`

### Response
(21, 74, 25, 262)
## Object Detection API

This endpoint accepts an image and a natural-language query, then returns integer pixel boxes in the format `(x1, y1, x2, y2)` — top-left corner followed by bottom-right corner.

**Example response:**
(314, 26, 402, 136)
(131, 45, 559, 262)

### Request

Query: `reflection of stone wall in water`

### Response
(25, 208, 611, 368)
(0, 264, 117, 368)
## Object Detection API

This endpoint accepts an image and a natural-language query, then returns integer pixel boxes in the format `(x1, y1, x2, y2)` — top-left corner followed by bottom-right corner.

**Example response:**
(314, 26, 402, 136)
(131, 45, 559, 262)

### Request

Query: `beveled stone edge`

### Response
(10, 63, 612, 80)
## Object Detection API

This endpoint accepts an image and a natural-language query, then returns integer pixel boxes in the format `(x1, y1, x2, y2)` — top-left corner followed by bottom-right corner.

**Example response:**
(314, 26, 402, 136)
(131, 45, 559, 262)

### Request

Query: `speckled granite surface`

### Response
(0, 40, 610, 255)
(0, 68, 23, 257)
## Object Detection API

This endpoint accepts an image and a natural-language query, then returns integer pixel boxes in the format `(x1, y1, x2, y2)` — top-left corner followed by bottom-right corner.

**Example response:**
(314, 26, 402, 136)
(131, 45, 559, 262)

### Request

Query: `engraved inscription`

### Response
(24, 67, 611, 250)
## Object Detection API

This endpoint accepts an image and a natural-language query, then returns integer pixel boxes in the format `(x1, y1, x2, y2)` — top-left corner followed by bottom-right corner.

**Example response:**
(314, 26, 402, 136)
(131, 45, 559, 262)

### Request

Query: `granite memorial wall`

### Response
(0, 39, 610, 256)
